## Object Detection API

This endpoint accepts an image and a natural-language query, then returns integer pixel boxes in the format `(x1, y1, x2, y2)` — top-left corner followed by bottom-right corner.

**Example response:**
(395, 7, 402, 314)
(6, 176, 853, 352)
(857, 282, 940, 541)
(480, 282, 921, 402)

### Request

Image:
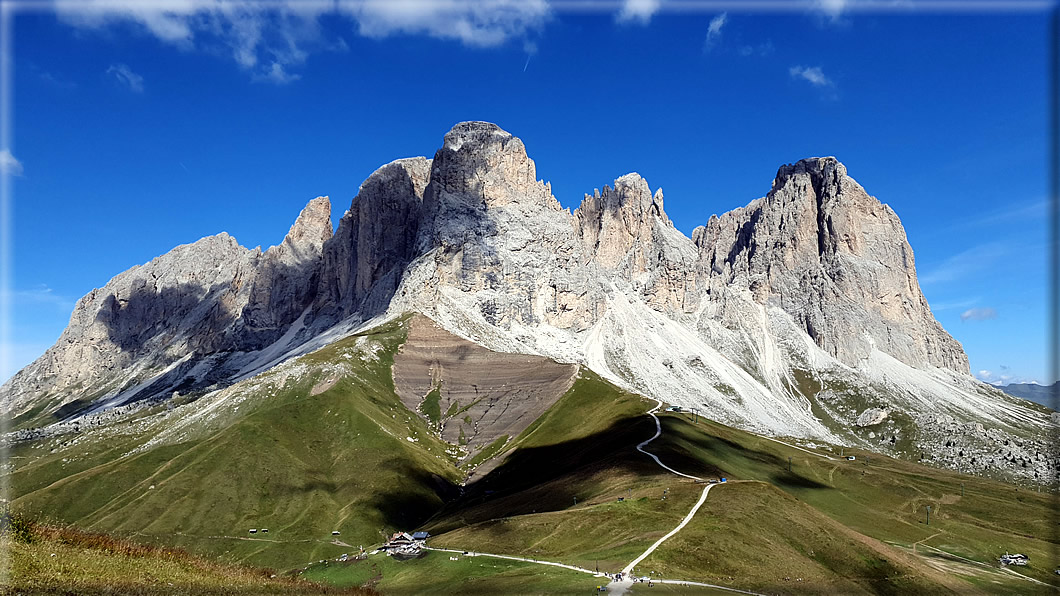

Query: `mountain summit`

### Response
(3, 122, 1050, 482)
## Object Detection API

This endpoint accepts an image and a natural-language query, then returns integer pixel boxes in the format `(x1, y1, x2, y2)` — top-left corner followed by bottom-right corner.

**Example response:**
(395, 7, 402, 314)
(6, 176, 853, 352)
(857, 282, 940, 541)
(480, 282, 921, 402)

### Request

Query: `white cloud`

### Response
(106, 63, 144, 92)
(615, 0, 660, 25)
(789, 65, 833, 87)
(703, 12, 726, 50)
(0, 149, 23, 176)
(738, 40, 774, 57)
(348, 0, 549, 47)
(920, 242, 1007, 285)
(814, 0, 849, 21)
(258, 62, 302, 84)
(5, 285, 76, 312)
(54, 0, 550, 82)
(960, 307, 997, 322)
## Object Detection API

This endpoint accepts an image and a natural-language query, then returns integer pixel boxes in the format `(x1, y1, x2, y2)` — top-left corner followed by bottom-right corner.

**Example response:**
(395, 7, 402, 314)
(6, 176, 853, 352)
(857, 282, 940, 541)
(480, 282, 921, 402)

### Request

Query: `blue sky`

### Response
(2, 0, 1054, 386)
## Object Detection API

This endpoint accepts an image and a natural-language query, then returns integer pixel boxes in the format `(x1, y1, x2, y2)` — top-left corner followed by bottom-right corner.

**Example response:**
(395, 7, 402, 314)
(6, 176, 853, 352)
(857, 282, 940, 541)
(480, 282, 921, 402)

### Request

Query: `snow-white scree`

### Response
(2, 122, 1053, 483)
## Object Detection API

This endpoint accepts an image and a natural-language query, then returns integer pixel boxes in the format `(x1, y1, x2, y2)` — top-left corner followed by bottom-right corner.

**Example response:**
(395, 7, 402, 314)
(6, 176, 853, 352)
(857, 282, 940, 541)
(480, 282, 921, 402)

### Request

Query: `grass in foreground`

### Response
(3, 513, 373, 595)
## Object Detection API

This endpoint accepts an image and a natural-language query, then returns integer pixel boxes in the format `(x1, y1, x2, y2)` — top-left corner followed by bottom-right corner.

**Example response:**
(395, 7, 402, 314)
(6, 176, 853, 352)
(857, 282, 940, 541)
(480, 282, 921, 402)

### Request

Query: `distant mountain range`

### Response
(1000, 382, 1057, 410)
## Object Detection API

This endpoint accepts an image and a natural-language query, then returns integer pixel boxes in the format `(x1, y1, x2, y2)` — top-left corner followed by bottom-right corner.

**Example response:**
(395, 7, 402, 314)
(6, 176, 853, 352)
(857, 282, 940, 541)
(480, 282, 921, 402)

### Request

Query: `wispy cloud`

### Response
(31, 63, 78, 89)
(814, 0, 849, 22)
(960, 307, 997, 322)
(106, 63, 144, 93)
(6, 285, 76, 312)
(703, 12, 727, 50)
(523, 40, 538, 72)
(919, 241, 1007, 285)
(0, 149, 23, 176)
(738, 40, 774, 57)
(56, 0, 551, 82)
(351, 0, 550, 46)
(257, 62, 301, 84)
(789, 65, 833, 87)
(40, 71, 77, 88)
(947, 198, 1048, 231)
(615, 0, 661, 24)
(975, 369, 1040, 386)
(928, 296, 980, 312)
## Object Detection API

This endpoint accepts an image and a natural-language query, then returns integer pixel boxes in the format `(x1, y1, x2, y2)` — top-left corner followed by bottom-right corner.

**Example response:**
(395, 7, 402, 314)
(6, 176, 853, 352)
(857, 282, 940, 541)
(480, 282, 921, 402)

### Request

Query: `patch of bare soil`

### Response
(311, 376, 339, 396)
(392, 315, 577, 458)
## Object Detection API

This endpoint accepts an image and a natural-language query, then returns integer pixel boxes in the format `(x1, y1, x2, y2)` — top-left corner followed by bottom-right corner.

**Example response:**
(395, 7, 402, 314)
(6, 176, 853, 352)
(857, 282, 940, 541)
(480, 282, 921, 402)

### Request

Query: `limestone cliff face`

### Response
(691, 157, 968, 373)
(240, 196, 332, 348)
(407, 122, 596, 332)
(1, 197, 333, 421)
(573, 173, 699, 313)
(4, 122, 987, 461)
(2, 233, 260, 418)
(317, 158, 430, 322)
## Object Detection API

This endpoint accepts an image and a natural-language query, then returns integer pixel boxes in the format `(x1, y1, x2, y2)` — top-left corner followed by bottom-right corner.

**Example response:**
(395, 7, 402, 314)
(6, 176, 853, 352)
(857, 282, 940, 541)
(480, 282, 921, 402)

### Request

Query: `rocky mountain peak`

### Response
(317, 157, 432, 321)
(773, 156, 845, 190)
(278, 196, 332, 256)
(574, 172, 676, 270)
(442, 121, 513, 152)
(427, 121, 555, 211)
(692, 156, 968, 373)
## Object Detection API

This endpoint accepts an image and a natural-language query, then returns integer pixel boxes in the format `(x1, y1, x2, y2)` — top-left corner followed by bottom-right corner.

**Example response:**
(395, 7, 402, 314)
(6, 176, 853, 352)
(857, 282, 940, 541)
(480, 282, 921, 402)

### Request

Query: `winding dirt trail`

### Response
(606, 400, 765, 596)
(429, 398, 763, 596)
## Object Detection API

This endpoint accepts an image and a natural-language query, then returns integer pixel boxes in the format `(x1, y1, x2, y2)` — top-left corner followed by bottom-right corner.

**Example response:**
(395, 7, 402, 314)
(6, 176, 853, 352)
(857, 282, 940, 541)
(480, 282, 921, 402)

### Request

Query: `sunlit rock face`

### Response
(7, 121, 1049, 485)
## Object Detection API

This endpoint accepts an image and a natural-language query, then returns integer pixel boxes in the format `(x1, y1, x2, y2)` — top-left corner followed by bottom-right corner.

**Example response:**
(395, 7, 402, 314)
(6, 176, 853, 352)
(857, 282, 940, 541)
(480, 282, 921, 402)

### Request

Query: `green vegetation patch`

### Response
(640, 482, 945, 595)
(444, 399, 460, 419)
(9, 314, 463, 570)
(419, 384, 442, 425)
(464, 435, 509, 471)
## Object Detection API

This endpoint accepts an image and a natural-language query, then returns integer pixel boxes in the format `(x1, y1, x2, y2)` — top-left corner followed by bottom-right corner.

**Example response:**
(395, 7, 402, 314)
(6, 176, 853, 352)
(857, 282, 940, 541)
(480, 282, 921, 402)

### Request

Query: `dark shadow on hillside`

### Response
(365, 458, 462, 535)
(52, 398, 93, 421)
(78, 253, 328, 422)
(96, 280, 237, 355)
(428, 412, 832, 531)
(658, 417, 829, 490)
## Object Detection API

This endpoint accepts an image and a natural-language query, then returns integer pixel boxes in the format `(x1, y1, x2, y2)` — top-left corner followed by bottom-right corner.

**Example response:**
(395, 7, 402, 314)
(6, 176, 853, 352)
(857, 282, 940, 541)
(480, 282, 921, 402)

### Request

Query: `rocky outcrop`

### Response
(1, 197, 332, 423)
(317, 158, 430, 322)
(573, 173, 699, 313)
(2, 233, 260, 421)
(406, 122, 595, 331)
(692, 157, 969, 373)
(240, 196, 332, 348)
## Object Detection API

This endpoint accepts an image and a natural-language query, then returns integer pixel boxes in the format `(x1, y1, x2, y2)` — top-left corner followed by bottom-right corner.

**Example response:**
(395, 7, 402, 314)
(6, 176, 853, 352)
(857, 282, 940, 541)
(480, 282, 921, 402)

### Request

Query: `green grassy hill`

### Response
(11, 315, 462, 570)
(8, 312, 1058, 595)
(416, 391, 1058, 594)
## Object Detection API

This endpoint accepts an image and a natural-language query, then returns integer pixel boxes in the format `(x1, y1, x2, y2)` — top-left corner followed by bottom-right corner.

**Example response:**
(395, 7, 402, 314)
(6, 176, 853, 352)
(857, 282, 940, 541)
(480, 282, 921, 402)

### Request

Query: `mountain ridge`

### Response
(2, 121, 1050, 484)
